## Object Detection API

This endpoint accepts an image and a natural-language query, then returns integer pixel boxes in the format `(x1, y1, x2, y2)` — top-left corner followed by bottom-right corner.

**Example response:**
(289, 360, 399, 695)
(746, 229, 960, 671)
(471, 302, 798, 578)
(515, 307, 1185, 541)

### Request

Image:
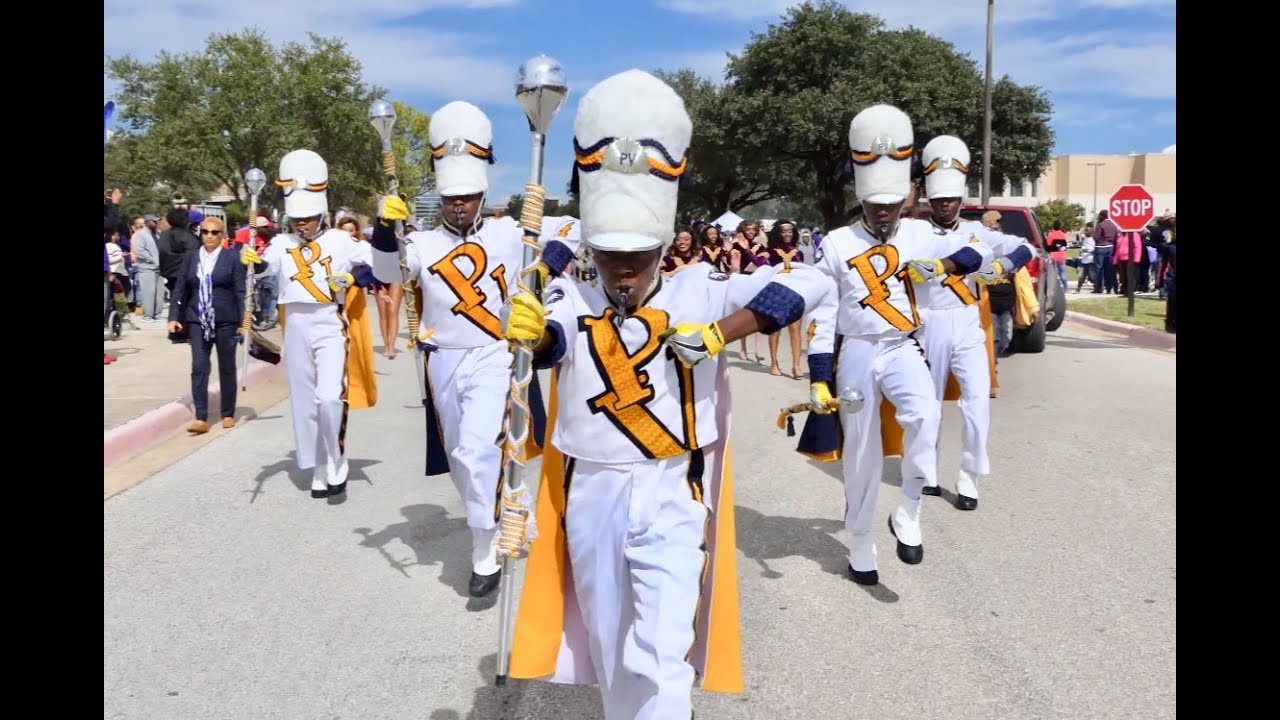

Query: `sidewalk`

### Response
(104, 312, 287, 467)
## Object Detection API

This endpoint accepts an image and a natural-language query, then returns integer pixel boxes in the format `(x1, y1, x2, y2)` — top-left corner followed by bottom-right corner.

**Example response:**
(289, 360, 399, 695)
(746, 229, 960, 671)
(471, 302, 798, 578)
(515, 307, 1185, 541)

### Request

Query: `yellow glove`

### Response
(907, 258, 945, 283)
(502, 292, 546, 343)
(240, 246, 261, 266)
(809, 382, 835, 414)
(378, 194, 410, 223)
(975, 260, 1006, 285)
(660, 322, 726, 368)
(326, 272, 355, 293)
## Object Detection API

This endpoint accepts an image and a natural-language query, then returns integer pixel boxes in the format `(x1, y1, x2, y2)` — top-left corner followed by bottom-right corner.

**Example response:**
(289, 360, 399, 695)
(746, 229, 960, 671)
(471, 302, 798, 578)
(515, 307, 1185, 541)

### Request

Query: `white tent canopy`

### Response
(712, 210, 745, 231)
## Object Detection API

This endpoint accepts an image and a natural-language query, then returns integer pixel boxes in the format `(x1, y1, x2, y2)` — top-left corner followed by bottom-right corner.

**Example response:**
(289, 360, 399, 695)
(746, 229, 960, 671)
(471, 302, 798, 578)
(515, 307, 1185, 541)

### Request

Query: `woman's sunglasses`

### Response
(200, 229, 224, 236)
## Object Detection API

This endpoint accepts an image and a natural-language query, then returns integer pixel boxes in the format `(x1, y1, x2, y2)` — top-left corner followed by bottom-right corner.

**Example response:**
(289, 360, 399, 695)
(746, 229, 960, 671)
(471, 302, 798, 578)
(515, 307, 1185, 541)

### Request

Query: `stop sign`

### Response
(1108, 184, 1155, 232)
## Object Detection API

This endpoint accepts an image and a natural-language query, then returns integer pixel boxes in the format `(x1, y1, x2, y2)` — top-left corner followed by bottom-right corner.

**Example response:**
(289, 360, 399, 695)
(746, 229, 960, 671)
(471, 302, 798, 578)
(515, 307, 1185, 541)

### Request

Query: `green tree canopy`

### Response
(658, 0, 1054, 227)
(1034, 198, 1087, 232)
(651, 69, 795, 223)
(105, 29, 430, 218)
(388, 101, 433, 205)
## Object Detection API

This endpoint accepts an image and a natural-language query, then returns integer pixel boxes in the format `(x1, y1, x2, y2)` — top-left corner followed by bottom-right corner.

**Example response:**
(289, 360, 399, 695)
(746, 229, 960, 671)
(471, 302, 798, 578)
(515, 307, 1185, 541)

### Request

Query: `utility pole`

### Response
(1087, 161, 1106, 218)
(981, 0, 994, 205)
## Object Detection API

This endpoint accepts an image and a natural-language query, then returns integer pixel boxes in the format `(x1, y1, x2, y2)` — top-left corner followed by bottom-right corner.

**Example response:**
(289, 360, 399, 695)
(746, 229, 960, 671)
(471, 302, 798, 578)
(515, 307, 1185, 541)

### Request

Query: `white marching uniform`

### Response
(804, 104, 990, 578)
(918, 219, 997, 483)
(507, 69, 836, 718)
(538, 263, 832, 719)
(370, 215, 528, 573)
(256, 227, 373, 491)
(811, 220, 987, 562)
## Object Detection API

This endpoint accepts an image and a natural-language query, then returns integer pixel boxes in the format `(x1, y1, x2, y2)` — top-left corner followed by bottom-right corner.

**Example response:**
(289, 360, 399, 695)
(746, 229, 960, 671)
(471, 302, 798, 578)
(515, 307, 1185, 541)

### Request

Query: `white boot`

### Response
(955, 469, 979, 510)
(892, 496, 923, 547)
(849, 532, 878, 573)
(471, 526, 501, 576)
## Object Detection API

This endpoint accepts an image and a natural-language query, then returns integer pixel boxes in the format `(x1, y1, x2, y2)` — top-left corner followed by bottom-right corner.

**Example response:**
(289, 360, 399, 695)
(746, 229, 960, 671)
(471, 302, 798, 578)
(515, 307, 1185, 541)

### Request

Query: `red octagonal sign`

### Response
(1108, 184, 1155, 232)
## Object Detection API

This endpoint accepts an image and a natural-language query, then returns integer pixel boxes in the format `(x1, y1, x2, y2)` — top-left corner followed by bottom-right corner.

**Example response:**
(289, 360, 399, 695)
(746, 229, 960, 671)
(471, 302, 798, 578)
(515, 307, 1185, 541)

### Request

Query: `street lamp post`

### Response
(1087, 161, 1106, 218)
(981, 0, 994, 205)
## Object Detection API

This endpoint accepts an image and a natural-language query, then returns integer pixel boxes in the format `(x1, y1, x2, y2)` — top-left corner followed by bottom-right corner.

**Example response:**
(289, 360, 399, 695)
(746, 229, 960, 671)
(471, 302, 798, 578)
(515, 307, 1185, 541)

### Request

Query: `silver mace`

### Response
(239, 167, 267, 391)
(368, 100, 428, 403)
(494, 53, 568, 687)
(776, 387, 866, 436)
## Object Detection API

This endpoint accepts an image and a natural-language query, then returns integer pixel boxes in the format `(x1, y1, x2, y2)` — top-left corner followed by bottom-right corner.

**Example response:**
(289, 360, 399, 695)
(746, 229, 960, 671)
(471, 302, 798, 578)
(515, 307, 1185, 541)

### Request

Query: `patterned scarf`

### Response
(197, 248, 218, 341)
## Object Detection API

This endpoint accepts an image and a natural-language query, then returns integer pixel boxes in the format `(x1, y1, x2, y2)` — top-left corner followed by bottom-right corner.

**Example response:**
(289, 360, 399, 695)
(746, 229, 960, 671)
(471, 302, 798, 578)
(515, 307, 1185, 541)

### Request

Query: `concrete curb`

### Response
(103, 358, 284, 468)
(1065, 311, 1176, 351)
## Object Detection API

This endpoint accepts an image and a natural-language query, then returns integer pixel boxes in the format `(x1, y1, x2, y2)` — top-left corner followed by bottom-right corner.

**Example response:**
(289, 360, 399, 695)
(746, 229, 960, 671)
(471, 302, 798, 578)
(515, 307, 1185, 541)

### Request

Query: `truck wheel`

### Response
(1015, 312, 1047, 353)
(1045, 272, 1067, 332)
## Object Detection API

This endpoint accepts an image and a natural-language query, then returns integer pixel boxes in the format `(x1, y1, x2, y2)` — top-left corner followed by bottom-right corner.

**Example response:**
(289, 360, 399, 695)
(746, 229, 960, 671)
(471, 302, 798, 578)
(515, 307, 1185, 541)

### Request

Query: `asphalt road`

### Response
(103, 320, 1175, 719)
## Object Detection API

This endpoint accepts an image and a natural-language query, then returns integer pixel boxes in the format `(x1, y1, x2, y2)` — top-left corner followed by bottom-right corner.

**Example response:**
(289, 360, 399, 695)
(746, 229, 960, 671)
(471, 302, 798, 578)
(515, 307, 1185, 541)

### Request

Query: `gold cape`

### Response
(508, 368, 744, 693)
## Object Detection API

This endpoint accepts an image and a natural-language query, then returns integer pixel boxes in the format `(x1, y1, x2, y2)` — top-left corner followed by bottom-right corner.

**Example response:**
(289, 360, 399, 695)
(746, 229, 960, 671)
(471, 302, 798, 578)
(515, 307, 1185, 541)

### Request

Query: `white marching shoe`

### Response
(955, 469, 979, 511)
(889, 496, 923, 565)
(847, 532, 879, 586)
(468, 527, 502, 598)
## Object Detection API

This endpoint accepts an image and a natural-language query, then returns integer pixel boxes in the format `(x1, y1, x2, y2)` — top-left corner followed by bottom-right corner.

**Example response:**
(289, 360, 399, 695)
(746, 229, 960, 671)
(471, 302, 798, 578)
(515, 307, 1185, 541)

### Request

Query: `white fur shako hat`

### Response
(574, 69, 691, 253)
(849, 104, 914, 204)
(277, 149, 329, 218)
(922, 135, 970, 200)
(429, 101, 495, 197)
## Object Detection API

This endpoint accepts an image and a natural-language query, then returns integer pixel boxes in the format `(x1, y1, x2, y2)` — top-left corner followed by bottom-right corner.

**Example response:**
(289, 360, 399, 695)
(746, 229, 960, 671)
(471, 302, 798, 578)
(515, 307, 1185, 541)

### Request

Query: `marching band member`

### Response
(241, 149, 378, 499)
(369, 101, 548, 598)
(797, 105, 991, 585)
(505, 69, 837, 719)
(910, 135, 1020, 509)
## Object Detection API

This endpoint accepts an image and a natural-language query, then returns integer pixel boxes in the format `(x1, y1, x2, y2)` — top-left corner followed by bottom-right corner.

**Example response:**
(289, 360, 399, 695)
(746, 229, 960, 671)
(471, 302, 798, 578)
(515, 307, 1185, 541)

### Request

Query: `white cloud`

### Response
(1052, 104, 1138, 128)
(103, 0, 520, 106)
(654, 0, 1176, 104)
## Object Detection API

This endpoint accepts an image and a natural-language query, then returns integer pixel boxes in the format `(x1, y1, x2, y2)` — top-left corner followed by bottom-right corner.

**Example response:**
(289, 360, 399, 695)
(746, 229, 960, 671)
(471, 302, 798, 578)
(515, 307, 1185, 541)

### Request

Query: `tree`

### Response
(103, 133, 193, 220)
(388, 101, 433, 204)
(724, 0, 1054, 227)
(105, 30, 425, 218)
(1034, 198, 1086, 232)
(987, 77, 1055, 195)
(651, 69, 791, 223)
(504, 194, 580, 221)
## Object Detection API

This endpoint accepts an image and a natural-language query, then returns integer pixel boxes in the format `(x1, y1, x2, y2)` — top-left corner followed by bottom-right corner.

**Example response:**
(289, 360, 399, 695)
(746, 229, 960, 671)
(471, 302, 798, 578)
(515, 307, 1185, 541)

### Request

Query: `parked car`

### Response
(910, 203, 1066, 353)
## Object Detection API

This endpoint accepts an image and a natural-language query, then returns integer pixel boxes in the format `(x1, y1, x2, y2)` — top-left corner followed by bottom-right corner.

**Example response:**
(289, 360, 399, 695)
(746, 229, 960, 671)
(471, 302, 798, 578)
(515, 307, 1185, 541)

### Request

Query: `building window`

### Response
(1010, 177, 1024, 197)
(966, 177, 980, 198)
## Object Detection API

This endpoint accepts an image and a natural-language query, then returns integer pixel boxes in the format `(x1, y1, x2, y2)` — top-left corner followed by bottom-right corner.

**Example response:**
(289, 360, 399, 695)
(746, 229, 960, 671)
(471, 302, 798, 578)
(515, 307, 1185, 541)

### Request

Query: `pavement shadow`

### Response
(733, 505, 847, 579)
(733, 505, 899, 603)
(353, 503, 477, 600)
(246, 452, 380, 503)
(808, 455, 904, 489)
(429, 653, 603, 720)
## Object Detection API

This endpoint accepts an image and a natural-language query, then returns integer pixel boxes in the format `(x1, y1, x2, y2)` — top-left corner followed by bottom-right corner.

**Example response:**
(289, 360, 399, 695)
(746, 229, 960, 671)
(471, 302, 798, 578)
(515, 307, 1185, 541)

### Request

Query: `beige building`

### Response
(967, 145, 1176, 220)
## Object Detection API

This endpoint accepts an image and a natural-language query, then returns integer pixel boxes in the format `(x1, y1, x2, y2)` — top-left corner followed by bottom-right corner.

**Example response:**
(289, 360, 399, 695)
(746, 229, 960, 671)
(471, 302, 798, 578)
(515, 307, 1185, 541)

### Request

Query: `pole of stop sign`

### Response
(1127, 258, 1136, 317)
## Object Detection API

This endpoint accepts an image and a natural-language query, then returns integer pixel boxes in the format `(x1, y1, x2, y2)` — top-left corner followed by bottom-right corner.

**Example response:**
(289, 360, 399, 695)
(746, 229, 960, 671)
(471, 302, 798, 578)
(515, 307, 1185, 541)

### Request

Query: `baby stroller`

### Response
(104, 275, 128, 340)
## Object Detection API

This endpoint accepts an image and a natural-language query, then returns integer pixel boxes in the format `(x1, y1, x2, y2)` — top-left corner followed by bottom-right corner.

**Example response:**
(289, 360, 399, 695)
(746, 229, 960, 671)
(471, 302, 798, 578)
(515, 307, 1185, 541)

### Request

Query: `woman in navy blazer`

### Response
(167, 217, 247, 434)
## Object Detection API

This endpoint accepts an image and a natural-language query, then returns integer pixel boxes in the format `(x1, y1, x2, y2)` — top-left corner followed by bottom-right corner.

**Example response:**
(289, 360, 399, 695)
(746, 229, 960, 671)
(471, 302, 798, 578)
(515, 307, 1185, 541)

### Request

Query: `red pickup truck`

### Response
(911, 204, 1067, 353)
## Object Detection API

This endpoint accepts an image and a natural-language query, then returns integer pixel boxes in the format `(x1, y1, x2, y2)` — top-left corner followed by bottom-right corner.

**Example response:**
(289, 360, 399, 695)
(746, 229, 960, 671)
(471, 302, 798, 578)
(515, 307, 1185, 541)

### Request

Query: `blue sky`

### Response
(104, 0, 1176, 205)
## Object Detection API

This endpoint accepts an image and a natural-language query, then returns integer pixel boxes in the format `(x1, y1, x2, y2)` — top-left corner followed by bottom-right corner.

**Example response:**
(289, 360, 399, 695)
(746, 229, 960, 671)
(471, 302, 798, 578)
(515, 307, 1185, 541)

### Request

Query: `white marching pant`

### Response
(837, 335, 940, 571)
(563, 453, 709, 720)
(283, 303, 350, 491)
(922, 306, 991, 479)
(426, 342, 512, 535)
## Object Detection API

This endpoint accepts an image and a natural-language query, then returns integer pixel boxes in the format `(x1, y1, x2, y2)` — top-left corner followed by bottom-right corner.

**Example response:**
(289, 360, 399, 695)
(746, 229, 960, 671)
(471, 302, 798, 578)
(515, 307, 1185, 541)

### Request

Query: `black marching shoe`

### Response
(327, 480, 347, 498)
(888, 516, 923, 565)
(955, 494, 977, 511)
(311, 487, 328, 499)
(469, 568, 502, 598)
(921, 485, 942, 497)
(847, 563, 879, 586)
